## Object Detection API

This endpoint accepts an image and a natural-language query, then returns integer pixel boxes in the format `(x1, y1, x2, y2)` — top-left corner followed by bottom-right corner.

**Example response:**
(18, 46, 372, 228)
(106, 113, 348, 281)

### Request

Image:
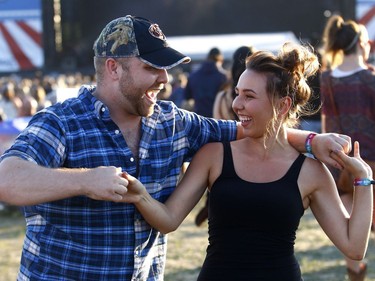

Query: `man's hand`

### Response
(84, 166, 129, 202)
(84, 168, 147, 204)
(312, 133, 352, 169)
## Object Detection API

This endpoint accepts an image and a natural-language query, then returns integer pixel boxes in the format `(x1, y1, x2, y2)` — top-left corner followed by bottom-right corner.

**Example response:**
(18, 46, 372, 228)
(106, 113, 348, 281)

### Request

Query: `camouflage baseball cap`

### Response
(93, 15, 191, 69)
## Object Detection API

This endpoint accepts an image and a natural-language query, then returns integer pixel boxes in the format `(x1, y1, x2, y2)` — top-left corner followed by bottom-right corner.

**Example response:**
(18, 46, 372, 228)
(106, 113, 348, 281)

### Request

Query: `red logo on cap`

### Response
(149, 24, 166, 40)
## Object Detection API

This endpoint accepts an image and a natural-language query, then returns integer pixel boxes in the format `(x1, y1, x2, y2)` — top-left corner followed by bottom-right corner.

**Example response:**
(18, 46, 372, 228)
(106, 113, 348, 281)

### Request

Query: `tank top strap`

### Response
(221, 142, 237, 178)
(284, 154, 307, 181)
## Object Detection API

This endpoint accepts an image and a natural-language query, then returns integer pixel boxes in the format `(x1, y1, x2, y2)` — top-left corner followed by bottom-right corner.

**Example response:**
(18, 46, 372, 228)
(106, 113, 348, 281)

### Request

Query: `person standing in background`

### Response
(184, 47, 229, 117)
(169, 71, 188, 108)
(0, 82, 21, 120)
(320, 14, 375, 281)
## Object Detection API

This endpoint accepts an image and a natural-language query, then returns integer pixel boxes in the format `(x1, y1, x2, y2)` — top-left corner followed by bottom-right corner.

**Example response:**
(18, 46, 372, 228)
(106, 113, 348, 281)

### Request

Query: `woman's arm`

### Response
(124, 143, 221, 234)
(307, 142, 373, 260)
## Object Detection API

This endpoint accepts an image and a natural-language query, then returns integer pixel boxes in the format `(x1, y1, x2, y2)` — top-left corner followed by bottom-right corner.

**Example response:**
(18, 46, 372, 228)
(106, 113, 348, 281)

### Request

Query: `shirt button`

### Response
(115, 130, 120, 134)
(130, 157, 135, 162)
(101, 107, 105, 112)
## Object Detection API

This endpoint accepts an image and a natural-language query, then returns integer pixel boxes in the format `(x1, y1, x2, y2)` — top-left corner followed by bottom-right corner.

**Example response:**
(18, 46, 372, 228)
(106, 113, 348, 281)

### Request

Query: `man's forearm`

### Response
(0, 157, 86, 206)
(287, 128, 312, 153)
(287, 128, 352, 169)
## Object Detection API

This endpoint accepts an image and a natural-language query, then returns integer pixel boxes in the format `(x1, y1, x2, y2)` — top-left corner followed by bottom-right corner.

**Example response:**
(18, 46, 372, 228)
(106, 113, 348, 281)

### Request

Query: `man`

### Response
(0, 15, 350, 280)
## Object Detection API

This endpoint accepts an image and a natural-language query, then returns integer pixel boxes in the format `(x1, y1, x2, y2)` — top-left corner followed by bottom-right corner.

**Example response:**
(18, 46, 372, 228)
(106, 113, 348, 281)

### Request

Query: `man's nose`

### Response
(158, 68, 169, 84)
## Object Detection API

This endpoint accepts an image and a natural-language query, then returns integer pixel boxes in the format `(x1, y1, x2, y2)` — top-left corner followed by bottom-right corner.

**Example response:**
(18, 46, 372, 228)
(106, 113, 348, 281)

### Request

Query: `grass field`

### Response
(0, 200, 374, 281)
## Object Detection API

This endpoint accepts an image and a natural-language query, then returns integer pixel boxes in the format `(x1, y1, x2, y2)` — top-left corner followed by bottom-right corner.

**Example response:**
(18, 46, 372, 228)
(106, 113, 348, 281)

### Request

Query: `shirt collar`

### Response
(78, 85, 109, 119)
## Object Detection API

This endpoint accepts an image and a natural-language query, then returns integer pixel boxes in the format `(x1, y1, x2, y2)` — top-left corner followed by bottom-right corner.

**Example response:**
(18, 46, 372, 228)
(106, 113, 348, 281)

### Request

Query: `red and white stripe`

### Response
(357, 2, 375, 51)
(0, 18, 43, 72)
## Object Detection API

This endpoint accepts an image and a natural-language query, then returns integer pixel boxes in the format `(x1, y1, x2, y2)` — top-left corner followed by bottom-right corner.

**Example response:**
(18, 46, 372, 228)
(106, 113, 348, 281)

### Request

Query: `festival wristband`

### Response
(353, 178, 375, 186)
(305, 133, 317, 158)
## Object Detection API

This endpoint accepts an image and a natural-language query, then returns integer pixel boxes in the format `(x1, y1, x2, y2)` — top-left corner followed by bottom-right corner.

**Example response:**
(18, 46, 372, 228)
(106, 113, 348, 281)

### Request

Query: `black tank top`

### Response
(197, 142, 305, 281)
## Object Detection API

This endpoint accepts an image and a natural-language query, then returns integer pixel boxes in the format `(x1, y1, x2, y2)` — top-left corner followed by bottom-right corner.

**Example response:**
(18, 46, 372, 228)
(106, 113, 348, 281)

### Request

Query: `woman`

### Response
(320, 15, 375, 281)
(123, 43, 373, 280)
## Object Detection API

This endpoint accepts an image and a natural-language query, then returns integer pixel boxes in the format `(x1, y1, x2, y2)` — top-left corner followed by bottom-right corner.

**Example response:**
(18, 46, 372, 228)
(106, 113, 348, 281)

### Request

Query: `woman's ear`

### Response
(278, 96, 292, 116)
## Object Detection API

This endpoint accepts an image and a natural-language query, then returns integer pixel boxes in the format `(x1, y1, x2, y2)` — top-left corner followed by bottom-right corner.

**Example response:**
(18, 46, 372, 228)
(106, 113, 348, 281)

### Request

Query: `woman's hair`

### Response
(245, 42, 320, 130)
(321, 15, 362, 69)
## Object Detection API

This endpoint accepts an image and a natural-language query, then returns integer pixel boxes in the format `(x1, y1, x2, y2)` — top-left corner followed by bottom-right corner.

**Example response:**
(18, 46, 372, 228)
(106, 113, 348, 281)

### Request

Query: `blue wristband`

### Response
(305, 133, 317, 159)
(354, 178, 375, 186)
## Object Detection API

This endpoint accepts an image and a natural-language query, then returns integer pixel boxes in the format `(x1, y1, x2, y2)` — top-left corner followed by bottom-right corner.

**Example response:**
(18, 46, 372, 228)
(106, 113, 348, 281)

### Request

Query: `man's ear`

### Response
(105, 58, 120, 79)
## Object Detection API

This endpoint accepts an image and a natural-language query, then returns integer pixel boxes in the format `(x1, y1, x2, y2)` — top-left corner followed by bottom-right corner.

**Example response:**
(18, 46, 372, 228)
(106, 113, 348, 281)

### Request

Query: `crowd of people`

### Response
(0, 12, 373, 281)
(0, 72, 96, 121)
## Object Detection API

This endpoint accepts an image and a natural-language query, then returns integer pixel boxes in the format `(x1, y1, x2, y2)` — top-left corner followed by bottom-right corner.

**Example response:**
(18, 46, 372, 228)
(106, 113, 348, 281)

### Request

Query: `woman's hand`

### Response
(119, 172, 147, 204)
(331, 141, 372, 179)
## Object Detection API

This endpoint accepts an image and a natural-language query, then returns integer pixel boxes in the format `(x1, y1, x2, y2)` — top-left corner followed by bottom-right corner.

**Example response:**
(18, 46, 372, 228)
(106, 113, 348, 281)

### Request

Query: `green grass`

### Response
(0, 210, 25, 281)
(0, 202, 374, 281)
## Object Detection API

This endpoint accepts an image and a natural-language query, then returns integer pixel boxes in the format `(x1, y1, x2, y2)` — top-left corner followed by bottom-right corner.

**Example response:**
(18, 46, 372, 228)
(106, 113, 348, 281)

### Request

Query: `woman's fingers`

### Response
(353, 141, 360, 158)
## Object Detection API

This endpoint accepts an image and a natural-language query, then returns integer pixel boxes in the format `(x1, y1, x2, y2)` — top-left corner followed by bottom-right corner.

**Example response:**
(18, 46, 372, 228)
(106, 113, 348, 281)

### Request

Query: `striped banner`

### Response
(0, 0, 43, 72)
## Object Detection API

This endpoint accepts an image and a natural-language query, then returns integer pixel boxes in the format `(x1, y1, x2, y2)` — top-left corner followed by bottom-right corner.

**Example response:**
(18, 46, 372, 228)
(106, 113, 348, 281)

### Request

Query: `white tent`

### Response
(167, 31, 300, 61)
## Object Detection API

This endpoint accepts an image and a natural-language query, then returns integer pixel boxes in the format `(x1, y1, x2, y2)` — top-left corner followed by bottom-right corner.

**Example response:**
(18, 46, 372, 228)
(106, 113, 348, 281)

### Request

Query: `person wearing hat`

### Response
(0, 15, 351, 280)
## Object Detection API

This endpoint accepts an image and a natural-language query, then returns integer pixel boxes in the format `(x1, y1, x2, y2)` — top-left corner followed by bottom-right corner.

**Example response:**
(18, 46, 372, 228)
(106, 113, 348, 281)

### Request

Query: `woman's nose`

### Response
(232, 95, 242, 111)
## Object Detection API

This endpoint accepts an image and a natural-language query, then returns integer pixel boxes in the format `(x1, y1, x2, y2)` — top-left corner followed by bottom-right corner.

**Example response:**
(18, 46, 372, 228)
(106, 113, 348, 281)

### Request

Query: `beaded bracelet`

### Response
(354, 178, 375, 186)
(305, 133, 317, 158)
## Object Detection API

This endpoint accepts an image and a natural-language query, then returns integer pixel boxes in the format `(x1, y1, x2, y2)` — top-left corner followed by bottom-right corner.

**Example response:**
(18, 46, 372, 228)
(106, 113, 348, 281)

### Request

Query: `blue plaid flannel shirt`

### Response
(0, 85, 237, 281)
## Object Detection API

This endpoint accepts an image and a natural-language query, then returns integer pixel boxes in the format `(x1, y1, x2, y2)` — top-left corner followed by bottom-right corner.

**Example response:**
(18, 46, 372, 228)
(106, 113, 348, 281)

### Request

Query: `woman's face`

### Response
(232, 69, 274, 138)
